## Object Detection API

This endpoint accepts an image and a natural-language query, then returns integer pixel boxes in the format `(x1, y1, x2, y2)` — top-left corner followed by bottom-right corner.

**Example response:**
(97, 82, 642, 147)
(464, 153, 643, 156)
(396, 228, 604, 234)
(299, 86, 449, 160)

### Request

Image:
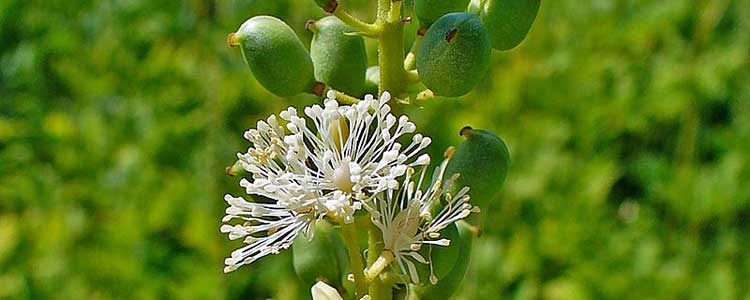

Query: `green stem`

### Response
(377, 12, 407, 96)
(369, 276, 393, 300)
(367, 220, 391, 300)
(329, 89, 360, 104)
(342, 222, 368, 298)
(333, 8, 380, 37)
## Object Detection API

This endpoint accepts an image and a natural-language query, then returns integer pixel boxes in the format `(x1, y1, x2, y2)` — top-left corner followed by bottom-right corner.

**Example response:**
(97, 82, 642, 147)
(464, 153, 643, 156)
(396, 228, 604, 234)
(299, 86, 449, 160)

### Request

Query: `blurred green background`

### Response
(1, 0, 749, 299)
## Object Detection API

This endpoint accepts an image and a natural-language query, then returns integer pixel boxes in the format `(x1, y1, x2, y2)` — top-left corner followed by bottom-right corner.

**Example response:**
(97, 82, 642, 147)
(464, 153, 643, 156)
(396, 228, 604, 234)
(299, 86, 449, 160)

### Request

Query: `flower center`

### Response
(332, 159, 354, 193)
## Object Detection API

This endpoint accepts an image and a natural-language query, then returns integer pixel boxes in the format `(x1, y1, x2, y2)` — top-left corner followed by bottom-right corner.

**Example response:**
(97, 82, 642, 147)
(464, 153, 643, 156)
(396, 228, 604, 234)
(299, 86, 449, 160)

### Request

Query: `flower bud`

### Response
(479, 0, 541, 50)
(443, 127, 510, 209)
(416, 13, 490, 97)
(414, 0, 470, 27)
(293, 220, 349, 287)
(229, 16, 314, 96)
(311, 281, 344, 300)
(309, 16, 368, 97)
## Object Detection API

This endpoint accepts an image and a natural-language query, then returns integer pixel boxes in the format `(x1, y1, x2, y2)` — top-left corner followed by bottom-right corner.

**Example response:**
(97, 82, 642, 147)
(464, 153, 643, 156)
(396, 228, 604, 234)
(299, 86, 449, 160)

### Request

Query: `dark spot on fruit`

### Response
(445, 28, 458, 42)
(323, 0, 338, 13)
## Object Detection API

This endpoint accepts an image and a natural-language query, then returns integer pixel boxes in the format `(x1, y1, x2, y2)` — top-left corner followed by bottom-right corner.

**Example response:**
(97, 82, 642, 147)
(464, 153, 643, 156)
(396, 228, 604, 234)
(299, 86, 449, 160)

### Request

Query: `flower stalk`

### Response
(342, 222, 368, 298)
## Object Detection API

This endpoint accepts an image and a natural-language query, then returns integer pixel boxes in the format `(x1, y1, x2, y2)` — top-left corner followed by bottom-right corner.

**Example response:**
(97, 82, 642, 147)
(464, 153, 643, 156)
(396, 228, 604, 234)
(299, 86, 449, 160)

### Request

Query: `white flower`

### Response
(366, 159, 478, 284)
(221, 91, 432, 272)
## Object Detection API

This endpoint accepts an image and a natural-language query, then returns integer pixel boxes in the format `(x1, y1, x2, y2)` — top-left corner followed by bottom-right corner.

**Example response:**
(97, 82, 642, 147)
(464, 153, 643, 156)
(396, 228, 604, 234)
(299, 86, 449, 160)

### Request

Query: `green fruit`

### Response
(415, 221, 475, 299)
(479, 0, 541, 50)
(292, 220, 349, 287)
(416, 13, 491, 97)
(309, 16, 368, 96)
(414, 0, 470, 27)
(414, 223, 461, 283)
(229, 16, 314, 97)
(444, 127, 510, 208)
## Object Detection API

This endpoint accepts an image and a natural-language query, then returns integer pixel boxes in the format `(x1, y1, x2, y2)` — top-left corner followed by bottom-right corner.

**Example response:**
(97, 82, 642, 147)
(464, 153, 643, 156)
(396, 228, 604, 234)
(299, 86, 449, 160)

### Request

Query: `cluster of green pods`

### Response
(415, 0, 541, 97)
(230, 1, 539, 98)
(229, 15, 368, 97)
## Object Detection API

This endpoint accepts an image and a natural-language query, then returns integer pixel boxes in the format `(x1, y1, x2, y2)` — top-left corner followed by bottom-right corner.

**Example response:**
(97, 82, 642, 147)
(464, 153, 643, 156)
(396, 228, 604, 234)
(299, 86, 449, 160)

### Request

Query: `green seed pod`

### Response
(415, 221, 475, 299)
(292, 220, 349, 287)
(309, 16, 368, 96)
(414, 0, 470, 27)
(479, 0, 541, 50)
(416, 13, 491, 97)
(228, 16, 314, 97)
(444, 127, 510, 209)
(414, 223, 461, 284)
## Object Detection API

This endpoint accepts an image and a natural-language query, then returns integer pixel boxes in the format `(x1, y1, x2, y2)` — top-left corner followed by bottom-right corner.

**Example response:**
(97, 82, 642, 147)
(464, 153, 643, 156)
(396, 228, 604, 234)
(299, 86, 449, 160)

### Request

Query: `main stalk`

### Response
(377, 0, 407, 98)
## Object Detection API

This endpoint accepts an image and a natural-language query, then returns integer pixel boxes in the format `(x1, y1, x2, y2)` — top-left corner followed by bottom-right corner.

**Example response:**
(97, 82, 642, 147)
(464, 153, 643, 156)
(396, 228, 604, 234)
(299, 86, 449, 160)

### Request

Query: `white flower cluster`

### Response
(221, 91, 476, 279)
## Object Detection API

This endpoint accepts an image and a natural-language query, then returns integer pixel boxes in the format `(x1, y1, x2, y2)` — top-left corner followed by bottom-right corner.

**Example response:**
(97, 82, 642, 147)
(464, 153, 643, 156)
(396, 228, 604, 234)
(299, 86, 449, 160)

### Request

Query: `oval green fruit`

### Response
(415, 221, 475, 299)
(414, 0, 470, 27)
(416, 13, 491, 97)
(309, 16, 368, 96)
(479, 0, 541, 50)
(229, 16, 314, 97)
(292, 220, 349, 287)
(444, 127, 510, 209)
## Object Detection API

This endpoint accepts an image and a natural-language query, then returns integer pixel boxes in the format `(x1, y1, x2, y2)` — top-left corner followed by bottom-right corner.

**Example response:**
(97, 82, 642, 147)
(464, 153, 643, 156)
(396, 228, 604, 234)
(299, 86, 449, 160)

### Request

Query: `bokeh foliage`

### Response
(1, 1, 749, 299)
